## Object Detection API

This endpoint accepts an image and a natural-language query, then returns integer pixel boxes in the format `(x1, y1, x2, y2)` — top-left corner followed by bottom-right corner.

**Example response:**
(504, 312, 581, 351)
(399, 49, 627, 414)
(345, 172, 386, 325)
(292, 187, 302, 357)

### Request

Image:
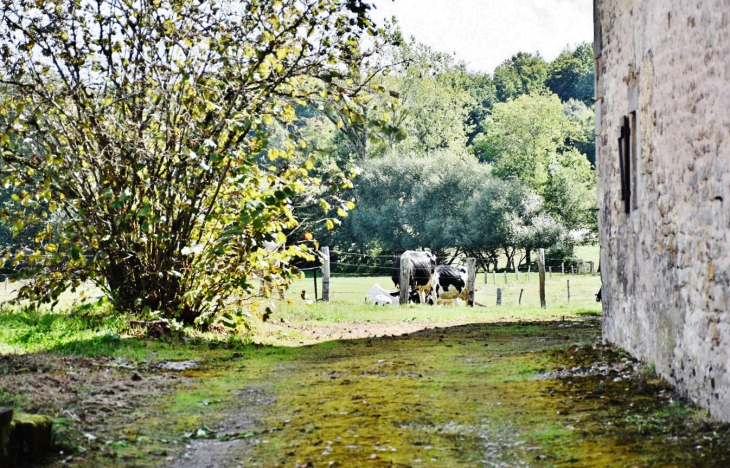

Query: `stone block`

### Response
(12, 413, 53, 461)
(0, 408, 12, 465)
(0, 411, 53, 466)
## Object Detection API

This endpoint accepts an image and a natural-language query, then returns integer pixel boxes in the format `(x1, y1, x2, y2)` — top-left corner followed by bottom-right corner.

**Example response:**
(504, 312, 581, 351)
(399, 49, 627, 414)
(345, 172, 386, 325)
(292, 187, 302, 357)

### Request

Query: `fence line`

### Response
(299, 248, 602, 308)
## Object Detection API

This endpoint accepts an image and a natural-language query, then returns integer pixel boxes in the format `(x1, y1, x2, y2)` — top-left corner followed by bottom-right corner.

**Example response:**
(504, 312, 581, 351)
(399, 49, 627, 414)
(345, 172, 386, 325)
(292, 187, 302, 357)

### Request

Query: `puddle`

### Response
(160, 360, 202, 371)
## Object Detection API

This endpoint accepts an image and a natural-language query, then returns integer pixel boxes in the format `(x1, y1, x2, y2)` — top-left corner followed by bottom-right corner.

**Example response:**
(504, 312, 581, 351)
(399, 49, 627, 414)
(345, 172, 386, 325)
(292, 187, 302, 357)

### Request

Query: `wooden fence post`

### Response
(527, 264, 531, 282)
(467, 258, 476, 307)
(313, 268, 318, 301)
(537, 248, 546, 309)
(492, 270, 496, 285)
(589, 261, 595, 275)
(399, 255, 412, 305)
(561, 262, 564, 276)
(504, 270, 508, 284)
(496, 288, 502, 306)
(514, 263, 520, 282)
(321, 247, 330, 302)
(571, 265, 574, 276)
(567, 279, 571, 303)
(518, 288, 524, 305)
(549, 266, 553, 278)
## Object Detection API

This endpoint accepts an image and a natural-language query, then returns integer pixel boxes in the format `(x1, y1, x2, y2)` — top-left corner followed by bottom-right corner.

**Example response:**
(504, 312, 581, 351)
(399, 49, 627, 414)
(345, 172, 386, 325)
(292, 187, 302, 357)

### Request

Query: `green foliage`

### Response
(563, 98, 596, 164)
(543, 148, 597, 242)
(493, 52, 548, 102)
(474, 92, 582, 190)
(337, 150, 568, 266)
(0, 0, 372, 323)
(309, 26, 481, 162)
(472, 92, 596, 247)
(463, 178, 566, 267)
(381, 39, 476, 155)
(457, 72, 498, 146)
(345, 150, 490, 253)
(546, 43, 595, 103)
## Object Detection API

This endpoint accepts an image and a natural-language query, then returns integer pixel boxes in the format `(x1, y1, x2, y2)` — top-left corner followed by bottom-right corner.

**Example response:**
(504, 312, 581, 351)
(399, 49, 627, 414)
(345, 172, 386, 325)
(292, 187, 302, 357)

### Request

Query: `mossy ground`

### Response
(223, 320, 730, 468)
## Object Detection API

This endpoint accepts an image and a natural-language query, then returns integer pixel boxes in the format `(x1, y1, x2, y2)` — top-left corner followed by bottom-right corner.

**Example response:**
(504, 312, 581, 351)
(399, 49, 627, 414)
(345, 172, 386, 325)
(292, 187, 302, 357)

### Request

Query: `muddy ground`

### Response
(3, 318, 730, 467)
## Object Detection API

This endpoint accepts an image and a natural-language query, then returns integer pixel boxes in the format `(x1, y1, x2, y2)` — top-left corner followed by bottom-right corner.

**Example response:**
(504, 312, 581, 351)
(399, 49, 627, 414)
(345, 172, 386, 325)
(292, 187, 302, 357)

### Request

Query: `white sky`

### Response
(370, 0, 593, 74)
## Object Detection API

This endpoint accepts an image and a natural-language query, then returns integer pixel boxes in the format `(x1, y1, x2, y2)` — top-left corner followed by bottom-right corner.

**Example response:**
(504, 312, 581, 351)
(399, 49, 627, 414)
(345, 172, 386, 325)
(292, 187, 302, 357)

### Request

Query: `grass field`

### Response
(284, 269, 602, 324)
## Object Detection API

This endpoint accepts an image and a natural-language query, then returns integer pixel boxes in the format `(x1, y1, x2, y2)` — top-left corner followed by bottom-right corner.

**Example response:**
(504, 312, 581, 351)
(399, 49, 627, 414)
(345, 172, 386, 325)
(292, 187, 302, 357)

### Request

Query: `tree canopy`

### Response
(545, 43, 595, 103)
(493, 52, 548, 103)
(295, 37, 598, 268)
(473, 92, 582, 190)
(0, 0, 376, 323)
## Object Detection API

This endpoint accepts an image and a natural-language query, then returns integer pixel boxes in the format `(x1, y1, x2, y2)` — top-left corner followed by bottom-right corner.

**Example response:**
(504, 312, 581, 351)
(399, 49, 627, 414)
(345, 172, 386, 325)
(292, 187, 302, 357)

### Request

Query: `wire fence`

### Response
(293, 248, 602, 307)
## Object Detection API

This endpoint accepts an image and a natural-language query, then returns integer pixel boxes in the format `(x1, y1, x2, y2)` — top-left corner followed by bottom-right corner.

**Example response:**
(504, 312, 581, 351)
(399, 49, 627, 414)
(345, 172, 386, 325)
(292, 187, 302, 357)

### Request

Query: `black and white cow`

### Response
(427, 265, 469, 305)
(392, 250, 437, 303)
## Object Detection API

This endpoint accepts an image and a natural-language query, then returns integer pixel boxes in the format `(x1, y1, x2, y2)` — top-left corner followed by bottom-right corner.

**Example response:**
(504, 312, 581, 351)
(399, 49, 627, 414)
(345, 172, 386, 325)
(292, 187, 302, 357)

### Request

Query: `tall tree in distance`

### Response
(0, 0, 374, 324)
(473, 92, 583, 191)
(493, 52, 548, 102)
(546, 43, 595, 103)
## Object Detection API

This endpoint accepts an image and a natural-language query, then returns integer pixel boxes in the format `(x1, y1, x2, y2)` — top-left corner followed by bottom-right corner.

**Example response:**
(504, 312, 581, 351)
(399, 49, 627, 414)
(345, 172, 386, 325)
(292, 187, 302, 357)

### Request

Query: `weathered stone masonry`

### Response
(596, 0, 730, 420)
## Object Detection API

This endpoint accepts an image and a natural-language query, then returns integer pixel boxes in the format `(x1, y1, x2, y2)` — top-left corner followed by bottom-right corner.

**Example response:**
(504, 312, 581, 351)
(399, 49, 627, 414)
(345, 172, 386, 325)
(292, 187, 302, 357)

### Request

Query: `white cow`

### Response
(365, 283, 398, 306)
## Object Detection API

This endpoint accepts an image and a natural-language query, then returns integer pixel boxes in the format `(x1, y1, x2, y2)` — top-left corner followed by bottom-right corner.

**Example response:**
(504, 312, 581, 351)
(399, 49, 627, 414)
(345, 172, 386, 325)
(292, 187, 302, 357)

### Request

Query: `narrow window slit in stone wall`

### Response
(618, 115, 631, 213)
(630, 111, 638, 211)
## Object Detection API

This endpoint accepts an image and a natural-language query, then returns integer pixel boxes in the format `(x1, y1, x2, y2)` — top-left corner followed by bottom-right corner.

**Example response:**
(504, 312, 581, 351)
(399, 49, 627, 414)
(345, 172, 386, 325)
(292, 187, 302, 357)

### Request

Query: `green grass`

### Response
(283, 269, 602, 324)
(0, 303, 128, 355)
(0, 301, 254, 360)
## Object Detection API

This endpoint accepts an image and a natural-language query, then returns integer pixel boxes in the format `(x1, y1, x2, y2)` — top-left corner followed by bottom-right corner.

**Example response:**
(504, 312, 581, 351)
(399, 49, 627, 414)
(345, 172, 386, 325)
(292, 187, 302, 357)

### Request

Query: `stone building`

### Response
(595, 0, 730, 420)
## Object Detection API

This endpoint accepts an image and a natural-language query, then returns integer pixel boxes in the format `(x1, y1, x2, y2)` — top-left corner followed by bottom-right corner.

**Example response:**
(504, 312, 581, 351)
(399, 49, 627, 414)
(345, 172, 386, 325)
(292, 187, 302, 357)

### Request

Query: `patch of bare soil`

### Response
(274, 316, 574, 343)
(0, 353, 184, 467)
(285, 320, 450, 342)
(171, 386, 274, 468)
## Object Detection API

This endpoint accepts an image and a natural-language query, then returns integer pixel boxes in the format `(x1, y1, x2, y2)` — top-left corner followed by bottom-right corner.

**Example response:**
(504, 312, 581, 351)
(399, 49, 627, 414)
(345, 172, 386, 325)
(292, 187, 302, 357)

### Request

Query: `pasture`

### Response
(284, 269, 602, 323)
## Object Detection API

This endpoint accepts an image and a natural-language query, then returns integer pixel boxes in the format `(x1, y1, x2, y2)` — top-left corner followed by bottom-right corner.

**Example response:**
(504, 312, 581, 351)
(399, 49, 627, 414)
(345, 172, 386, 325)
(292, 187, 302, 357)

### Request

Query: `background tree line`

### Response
(284, 24, 597, 272)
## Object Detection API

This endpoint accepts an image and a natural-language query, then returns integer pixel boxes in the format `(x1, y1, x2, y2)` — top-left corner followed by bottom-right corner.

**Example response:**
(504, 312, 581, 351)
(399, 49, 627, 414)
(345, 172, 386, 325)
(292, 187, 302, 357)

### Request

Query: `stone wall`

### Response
(596, 0, 730, 421)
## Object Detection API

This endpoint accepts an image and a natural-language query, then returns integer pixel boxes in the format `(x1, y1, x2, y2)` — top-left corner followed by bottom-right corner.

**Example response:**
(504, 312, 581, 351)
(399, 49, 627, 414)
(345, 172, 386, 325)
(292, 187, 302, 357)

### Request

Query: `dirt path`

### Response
(167, 318, 730, 468)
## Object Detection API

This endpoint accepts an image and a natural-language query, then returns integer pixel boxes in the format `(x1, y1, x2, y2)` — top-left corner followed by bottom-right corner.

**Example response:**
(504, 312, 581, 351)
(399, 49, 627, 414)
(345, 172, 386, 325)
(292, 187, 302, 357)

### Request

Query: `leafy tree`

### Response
(543, 148, 597, 242)
(563, 99, 596, 165)
(0, 0, 373, 324)
(493, 52, 548, 103)
(370, 35, 476, 156)
(444, 70, 497, 147)
(545, 43, 595, 103)
(472, 92, 582, 192)
(343, 150, 490, 256)
(463, 178, 565, 271)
